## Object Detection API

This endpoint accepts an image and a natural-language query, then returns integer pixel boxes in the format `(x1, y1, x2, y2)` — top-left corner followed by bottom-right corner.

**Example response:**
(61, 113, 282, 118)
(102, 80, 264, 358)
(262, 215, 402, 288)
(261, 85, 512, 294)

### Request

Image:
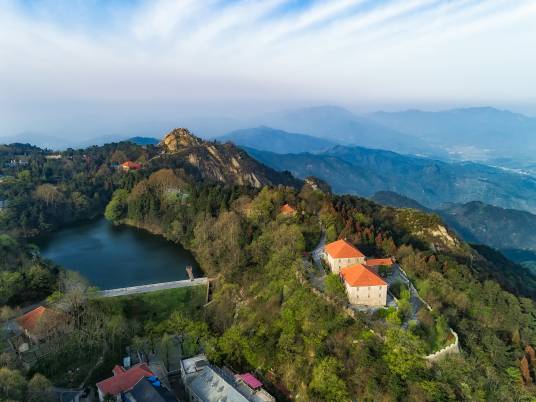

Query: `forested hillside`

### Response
(440, 201, 536, 251)
(1, 132, 536, 400)
(370, 192, 536, 269)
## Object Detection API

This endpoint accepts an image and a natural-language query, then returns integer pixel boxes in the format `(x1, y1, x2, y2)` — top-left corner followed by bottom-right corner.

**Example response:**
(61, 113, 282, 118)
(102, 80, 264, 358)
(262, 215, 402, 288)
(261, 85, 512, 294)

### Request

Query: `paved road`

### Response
(99, 278, 208, 297)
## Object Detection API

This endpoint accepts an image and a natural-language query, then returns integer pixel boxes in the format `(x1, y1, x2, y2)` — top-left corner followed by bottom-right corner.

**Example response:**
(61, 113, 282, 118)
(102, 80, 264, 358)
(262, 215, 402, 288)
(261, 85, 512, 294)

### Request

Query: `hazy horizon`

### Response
(2, 102, 536, 141)
(2, 0, 536, 139)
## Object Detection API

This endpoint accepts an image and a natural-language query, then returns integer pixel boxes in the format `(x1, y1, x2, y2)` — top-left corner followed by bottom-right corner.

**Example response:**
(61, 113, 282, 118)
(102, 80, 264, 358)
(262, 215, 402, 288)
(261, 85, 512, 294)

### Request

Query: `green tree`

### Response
(0, 367, 27, 401)
(0, 271, 24, 304)
(104, 189, 129, 222)
(383, 328, 425, 381)
(324, 274, 347, 302)
(309, 357, 349, 401)
(27, 373, 55, 402)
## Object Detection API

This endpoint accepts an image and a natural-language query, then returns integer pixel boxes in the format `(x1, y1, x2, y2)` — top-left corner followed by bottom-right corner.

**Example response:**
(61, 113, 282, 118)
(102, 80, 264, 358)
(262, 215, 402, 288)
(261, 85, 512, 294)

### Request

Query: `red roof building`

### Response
(280, 204, 297, 215)
(366, 258, 394, 267)
(16, 306, 65, 342)
(16, 306, 47, 335)
(340, 263, 388, 306)
(96, 363, 153, 399)
(324, 239, 365, 259)
(323, 239, 366, 273)
(341, 264, 387, 287)
(121, 161, 142, 171)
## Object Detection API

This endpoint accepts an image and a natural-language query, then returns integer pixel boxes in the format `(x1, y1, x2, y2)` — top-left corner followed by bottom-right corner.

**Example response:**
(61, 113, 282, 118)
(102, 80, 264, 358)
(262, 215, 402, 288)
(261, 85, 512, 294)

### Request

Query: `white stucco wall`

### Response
(326, 254, 365, 274)
(345, 282, 387, 307)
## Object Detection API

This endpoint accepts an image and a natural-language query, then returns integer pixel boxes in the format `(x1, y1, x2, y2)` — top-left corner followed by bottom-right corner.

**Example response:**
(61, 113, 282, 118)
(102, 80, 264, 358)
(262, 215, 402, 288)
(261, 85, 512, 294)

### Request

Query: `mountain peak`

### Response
(160, 128, 203, 152)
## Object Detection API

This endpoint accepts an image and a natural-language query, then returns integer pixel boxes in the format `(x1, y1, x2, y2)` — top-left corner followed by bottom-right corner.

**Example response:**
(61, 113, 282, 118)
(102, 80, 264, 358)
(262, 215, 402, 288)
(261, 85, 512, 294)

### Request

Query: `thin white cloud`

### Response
(0, 0, 535, 135)
(132, 0, 203, 41)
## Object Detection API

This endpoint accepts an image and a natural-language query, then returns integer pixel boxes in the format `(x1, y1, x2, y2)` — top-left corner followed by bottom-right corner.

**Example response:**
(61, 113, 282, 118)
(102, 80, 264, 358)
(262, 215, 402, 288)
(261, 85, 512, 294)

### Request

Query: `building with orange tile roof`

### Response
(96, 363, 154, 401)
(366, 258, 394, 268)
(16, 306, 47, 334)
(340, 263, 388, 306)
(121, 161, 142, 171)
(16, 306, 65, 342)
(323, 239, 366, 274)
(279, 203, 297, 215)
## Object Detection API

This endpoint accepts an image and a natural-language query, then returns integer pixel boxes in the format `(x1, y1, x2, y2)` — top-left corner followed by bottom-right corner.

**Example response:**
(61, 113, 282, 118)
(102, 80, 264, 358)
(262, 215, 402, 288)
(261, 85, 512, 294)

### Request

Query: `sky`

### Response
(1, 0, 536, 138)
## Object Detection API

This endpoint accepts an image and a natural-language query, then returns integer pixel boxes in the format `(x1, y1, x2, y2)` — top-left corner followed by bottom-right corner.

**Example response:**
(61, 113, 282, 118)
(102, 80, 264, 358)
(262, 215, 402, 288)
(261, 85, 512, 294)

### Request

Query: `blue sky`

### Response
(1, 0, 535, 137)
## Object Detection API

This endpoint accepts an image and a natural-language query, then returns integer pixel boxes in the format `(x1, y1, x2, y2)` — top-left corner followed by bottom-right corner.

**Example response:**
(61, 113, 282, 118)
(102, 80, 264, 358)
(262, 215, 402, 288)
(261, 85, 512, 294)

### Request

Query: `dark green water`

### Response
(34, 218, 201, 290)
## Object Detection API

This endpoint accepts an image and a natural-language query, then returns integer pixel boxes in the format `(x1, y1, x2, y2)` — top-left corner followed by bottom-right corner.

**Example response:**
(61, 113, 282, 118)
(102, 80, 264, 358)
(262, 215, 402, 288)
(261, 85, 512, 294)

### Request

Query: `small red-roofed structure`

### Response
(121, 161, 142, 171)
(238, 373, 263, 390)
(280, 203, 297, 216)
(366, 258, 394, 268)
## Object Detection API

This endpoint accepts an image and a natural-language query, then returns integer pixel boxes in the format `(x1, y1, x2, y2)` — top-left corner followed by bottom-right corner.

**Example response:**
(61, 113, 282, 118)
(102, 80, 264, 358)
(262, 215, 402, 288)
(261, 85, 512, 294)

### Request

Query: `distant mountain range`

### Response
(258, 105, 436, 156)
(5, 105, 536, 169)
(439, 201, 536, 250)
(0, 132, 74, 150)
(372, 191, 430, 211)
(245, 144, 536, 214)
(217, 126, 335, 154)
(128, 136, 159, 146)
(256, 105, 536, 167)
(368, 106, 536, 164)
(0, 133, 160, 150)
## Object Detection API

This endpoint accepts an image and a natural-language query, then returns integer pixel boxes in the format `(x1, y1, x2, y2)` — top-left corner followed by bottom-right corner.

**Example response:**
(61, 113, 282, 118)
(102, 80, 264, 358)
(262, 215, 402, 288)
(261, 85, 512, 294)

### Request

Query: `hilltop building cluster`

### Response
(323, 239, 393, 307)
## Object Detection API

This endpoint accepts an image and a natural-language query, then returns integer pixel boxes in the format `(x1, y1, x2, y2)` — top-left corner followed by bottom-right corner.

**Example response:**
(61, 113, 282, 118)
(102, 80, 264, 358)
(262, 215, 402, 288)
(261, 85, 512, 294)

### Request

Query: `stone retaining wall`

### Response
(397, 265, 460, 361)
(424, 328, 460, 361)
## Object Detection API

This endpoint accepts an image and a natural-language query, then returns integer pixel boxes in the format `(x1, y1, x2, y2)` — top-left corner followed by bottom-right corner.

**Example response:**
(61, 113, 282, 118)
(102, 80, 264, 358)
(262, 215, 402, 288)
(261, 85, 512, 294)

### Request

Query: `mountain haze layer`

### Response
(260, 105, 438, 156)
(368, 107, 536, 163)
(245, 145, 536, 214)
(217, 126, 335, 154)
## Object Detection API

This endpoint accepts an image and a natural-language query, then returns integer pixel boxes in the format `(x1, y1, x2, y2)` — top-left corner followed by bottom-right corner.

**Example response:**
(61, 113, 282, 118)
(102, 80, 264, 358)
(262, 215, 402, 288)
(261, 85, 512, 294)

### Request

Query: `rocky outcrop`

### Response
(160, 128, 203, 151)
(304, 177, 331, 194)
(157, 128, 301, 189)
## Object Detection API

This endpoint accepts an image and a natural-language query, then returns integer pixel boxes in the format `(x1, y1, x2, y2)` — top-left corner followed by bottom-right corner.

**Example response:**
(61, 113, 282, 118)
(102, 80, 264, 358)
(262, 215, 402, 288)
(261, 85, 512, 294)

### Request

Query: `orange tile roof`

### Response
(121, 161, 142, 170)
(341, 263, 387, 287)
(97, 363, 153, 396)
(16, 306, 47, 333)
(280, 204, 296, 215)
(366, 258, 394, 267)
(324, 239, 364, 259)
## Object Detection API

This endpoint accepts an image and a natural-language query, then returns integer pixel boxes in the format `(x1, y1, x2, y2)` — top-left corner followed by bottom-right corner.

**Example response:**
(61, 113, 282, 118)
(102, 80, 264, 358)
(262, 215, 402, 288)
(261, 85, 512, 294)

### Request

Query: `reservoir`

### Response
(34, 217, 202, 290)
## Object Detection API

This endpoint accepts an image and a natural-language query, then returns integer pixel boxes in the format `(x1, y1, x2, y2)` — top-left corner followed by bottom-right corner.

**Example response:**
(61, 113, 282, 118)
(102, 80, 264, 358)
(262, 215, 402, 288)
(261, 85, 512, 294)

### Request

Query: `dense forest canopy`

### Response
(1, 137, 536, 401)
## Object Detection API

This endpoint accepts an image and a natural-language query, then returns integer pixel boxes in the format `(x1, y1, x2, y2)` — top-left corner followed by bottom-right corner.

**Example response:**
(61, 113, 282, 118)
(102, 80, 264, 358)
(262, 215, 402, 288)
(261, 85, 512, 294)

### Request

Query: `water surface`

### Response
(35, 218, 201, 289)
